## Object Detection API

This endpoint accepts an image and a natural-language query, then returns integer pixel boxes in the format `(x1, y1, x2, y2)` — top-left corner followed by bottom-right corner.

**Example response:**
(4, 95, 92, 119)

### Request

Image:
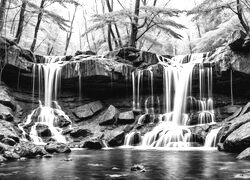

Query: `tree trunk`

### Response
(236, 0, 249, 34)
(30, 0, 46, 52)
(106, 0, 120, 49)
(107, 24, 113, 51)
(15, 1, 27, 44)
(0, 0, 7, 33)
(64, 4, 78, 55)
(130, 0, 140, 48)
(83, 10, 91, 51)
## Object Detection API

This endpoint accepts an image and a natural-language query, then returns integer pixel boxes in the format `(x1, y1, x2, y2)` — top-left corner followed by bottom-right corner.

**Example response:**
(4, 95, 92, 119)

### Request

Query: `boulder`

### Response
(107, 131, 125, 147)
(70, 128, 92, 138)
(83, 139, 103, 149)
(224, 121, 250, 152)
(45, 142, 71, 153)
(36, 124, 51, 137)
(0, 104, 14, 121)
(237, 147, 250, 160)
(14, 141, 47, 157)
(220, 112, 250, 142)
(3, 151, 20, 160)
(117, 111, 135, 124)
(99, 105, 119, 126)
(73, 101, 103, 121)
(54, 109, 71, 128)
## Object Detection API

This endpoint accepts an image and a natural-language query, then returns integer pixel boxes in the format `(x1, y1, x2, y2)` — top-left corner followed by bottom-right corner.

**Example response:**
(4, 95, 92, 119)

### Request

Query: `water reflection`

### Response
(0, 149, 250, 180)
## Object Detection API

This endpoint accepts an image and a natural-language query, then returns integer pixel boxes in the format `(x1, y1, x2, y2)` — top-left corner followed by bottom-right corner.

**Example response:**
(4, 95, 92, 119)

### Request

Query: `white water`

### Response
(128, 53, 219, 148)
(20, 56, 72, 144)
(204, 127, 222, 147)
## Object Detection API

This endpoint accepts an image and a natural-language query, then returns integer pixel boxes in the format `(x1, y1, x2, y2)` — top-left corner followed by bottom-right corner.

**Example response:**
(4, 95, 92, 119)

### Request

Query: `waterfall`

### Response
(20, 56, 71, 145)
(204, 127, 222, 147)
(126, 52, 215, 148)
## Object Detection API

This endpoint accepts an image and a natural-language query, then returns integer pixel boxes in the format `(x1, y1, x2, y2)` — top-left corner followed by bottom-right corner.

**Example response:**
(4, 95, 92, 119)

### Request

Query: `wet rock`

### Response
(0, 155, 6, 162)
(1, 137, 16, 146)
(99, 105, 119, 126)
(224, 121, 250, 152)
(0, 120, 20, 144)
(237, 147, 250, 160)
(14, 141, 47, 157)
(107, 131, 125, 147)
(36, 124, 51, 137)
(0, 84, 16, 110)
(70, 128, 92, 138)
(62, 128, 73, 135)
(83, 139, 103, 149)
(19, 157, 27, 161)
(73, 101, 103, 121)
(43, 154, 53, 158)
(189, 126, 209, 144)
(215, 105, 242, 122)
(217, 143, 225, 151)
(131, 164, 146, 172)
(3, 151, 20, 160)
(0, 104, 14, 121)
(220, 112, 250, 142)
(45, 142, 71, 153)
(54, 109, 71, 128)
(117, 111, 135, 125)
(239, 102, 250, 116)
(0, 142, 9, 153)
(63, 157, 72, 161)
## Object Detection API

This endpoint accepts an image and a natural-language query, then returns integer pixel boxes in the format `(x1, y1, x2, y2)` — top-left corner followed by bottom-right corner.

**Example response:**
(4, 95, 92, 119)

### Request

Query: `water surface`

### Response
(0, 148, 250, 180)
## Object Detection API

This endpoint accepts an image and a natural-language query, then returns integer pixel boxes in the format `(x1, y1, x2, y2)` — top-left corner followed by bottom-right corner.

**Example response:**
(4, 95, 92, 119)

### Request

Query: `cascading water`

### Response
(204, 127, 222, 147)
(19, 56, 72, 145)
(125, 52, 220, 148)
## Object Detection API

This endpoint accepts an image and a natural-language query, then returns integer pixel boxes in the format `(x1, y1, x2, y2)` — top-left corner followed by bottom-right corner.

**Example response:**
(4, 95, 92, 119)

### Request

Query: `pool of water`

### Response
(0, 148, 250, 180)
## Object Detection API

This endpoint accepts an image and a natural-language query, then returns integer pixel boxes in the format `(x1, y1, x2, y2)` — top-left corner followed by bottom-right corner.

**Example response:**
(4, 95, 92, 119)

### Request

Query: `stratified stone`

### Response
(224, 121, 250, 152)
(99, 105, 118, 126)
(73, 101, 103, 121)
(117, 111, 135, 125)
(237, 147, 250, 160)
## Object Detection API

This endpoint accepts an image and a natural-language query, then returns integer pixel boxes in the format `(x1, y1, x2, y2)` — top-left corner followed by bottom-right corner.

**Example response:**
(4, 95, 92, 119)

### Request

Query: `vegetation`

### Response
(0, 0, 249, 55)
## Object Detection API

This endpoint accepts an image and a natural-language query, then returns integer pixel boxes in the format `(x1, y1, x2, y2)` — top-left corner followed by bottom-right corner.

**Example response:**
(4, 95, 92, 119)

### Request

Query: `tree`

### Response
(82, 0, 185, 50)
(0, 0, 8, 33)
(15, 0, 27, 43)
(30, 0, 79, 52)
(189, 0, 250, 34)
(64, 1, 79, 55)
